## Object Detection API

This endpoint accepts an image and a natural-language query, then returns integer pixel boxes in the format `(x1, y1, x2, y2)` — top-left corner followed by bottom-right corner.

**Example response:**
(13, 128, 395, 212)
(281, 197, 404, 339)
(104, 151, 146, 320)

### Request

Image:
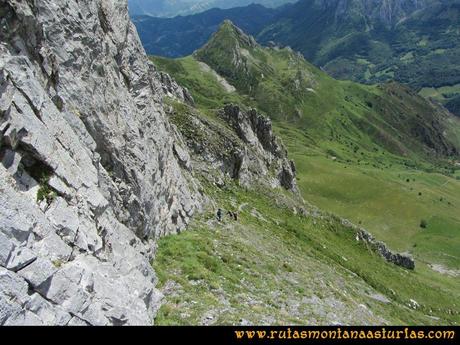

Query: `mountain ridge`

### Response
(192, 20, 459, 158)
(132, 4, 278, 58)
(128, 0, 296, 17)
(131, 0, 460, 116)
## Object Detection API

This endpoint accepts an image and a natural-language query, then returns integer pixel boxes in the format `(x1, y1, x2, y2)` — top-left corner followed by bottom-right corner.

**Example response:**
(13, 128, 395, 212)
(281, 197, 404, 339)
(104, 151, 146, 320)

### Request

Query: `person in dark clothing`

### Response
(226, 210, 238, 221)
(217, 208, 223, 222)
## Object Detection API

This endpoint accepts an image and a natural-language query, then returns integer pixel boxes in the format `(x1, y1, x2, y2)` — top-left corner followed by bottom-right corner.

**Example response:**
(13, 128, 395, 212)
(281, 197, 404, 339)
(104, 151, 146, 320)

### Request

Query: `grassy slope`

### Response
(150, 23, 460, 325)
(151, 36, 460, 270)
(281, 126, 460, 269)
(154, 182, 460, 325)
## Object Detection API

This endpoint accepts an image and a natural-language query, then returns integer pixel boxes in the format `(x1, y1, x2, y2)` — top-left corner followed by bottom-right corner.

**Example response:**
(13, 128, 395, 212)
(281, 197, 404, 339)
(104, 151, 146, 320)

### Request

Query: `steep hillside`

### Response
(154, 182, 460, 325)
(151, 22, 460, 325)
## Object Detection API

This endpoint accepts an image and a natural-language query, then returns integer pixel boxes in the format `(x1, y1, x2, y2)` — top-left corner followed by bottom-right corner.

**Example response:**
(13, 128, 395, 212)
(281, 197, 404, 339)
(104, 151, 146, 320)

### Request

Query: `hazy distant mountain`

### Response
(132, 0, 460, 115)
(128, 0, 296, 17)
(133, 5, 279, 57)
(258, 0, 460, 114)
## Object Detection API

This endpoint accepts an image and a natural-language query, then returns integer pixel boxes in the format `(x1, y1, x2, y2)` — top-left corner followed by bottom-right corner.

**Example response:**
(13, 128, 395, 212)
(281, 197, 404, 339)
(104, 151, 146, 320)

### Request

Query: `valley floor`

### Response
(278, 123, 460, 271)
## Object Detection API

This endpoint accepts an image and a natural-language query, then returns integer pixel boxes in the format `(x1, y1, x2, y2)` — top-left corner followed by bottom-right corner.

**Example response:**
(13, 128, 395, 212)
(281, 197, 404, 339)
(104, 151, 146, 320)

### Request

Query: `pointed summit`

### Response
(199, 20, 259, 53)
(218, 20, 258, 47)
(194, 21, 261, 94)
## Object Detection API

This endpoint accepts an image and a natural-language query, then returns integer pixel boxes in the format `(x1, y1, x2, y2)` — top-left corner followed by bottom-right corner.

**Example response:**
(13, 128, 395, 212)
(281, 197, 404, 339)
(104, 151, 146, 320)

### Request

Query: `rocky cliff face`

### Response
(164, 101, 298, 194)
(219, 105, 297, 191)
(0, 0, 200, 325)
(0, 0, 300, 325)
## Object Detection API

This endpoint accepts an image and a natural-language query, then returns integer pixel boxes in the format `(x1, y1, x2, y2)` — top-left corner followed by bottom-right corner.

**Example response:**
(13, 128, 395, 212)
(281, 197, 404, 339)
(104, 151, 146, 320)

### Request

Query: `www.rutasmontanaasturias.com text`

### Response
(234, 327, 456, 341)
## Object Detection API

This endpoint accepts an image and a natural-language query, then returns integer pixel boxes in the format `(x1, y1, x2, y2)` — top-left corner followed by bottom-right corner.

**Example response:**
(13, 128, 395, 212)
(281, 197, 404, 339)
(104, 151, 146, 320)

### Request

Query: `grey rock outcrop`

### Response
(356, 228, 415, 270)
(156, 70, 195, 106)
(0, 0, 200, 325)
(339, 219, 415, 270)
(166, 101, 298, 192)
(220, 105, 297, 191)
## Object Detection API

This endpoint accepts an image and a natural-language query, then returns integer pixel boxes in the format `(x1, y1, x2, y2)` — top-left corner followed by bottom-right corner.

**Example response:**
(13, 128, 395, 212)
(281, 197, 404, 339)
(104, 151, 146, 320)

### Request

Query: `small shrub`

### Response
(420, 219, 428, 229)
(326, 149, 337, 157)
(52, 260, 63, 268)
(37, 184, 57, 203)
(31, 164, 57, 204)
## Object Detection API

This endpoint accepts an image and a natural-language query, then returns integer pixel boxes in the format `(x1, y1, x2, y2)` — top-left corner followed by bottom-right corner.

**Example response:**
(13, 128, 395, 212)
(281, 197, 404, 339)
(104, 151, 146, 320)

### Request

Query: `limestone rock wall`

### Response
(0, 0, 199, 325)
(219, 104, 297, 192)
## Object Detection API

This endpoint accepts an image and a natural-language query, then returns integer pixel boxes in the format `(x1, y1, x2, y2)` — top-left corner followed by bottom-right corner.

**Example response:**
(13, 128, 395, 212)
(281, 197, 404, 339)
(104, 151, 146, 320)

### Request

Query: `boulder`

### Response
(6, 247, 37, 272)
(0, 232, 15, 267)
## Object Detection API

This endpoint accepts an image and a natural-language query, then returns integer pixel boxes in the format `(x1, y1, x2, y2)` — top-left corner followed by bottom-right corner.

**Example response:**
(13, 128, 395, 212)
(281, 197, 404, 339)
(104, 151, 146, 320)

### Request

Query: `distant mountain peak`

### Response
(212, 20, 259, 48)
(128, 0, 297, 17)
(194, 22, 264, 94)
(221, 19, 236, 27)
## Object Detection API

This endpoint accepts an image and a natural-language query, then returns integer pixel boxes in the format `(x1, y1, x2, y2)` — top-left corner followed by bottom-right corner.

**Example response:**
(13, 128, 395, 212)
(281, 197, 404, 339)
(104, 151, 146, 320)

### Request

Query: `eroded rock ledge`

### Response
(166, 101, 298, 193)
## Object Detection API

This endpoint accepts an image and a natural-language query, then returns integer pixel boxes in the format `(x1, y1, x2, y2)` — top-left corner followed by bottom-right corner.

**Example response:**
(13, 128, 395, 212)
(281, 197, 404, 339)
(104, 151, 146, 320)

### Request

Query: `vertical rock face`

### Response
(0, 0, 199, 325)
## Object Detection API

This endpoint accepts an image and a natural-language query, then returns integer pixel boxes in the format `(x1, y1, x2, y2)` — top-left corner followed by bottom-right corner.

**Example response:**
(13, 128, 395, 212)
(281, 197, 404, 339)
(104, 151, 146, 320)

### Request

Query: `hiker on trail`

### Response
(217, 208, 223, 222)
(227, 210, 239, 221)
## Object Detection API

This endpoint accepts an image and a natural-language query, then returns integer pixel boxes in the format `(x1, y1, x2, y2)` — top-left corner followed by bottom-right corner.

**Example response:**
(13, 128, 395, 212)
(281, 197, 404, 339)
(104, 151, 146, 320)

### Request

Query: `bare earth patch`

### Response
(198, 61, 236, 93)
(429, 264, 460, 277)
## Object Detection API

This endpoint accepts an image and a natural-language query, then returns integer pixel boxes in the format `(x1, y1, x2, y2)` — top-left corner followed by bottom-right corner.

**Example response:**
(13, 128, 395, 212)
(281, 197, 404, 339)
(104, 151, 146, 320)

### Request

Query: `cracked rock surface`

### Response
(0, 0, 200, 325)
